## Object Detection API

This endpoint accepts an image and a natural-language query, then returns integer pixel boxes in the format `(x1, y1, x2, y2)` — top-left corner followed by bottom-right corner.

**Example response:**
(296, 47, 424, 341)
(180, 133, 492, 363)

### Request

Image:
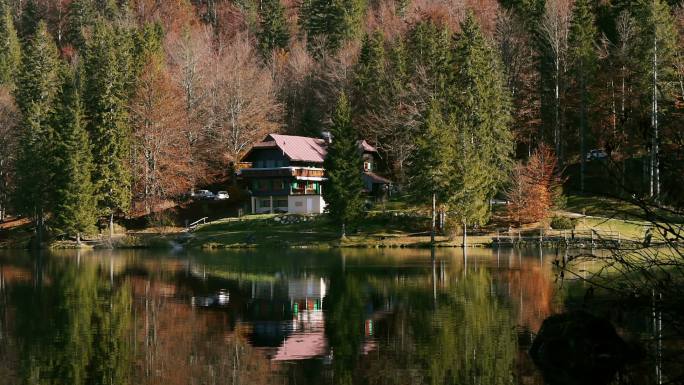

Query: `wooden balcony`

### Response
(240, 167, 325, 179)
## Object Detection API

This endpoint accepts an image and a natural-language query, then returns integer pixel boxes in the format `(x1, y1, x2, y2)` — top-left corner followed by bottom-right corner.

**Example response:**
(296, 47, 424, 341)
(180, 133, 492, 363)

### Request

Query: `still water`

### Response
(0, 247, 664, 384)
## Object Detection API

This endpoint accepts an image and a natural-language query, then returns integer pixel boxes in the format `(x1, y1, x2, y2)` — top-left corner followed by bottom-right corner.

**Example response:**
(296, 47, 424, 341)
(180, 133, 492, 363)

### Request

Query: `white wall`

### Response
(287, 195, 326, 214)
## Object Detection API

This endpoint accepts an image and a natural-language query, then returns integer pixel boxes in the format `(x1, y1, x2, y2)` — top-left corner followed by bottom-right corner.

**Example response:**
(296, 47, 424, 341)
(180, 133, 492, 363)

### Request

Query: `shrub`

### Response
(550, 215, 575, 230)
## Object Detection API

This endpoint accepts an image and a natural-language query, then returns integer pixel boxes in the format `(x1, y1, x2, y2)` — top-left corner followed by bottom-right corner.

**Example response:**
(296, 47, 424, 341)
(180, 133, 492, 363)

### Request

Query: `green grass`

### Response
(565, 195, 683, 223)
(184, 212, 495, 249)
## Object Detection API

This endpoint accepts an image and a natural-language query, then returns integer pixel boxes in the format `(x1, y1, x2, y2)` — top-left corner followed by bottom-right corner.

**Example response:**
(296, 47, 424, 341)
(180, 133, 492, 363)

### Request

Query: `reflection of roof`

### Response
(364, 171, 392, 184)
(242, 134, 379, 164)
(272, 330, 327, 361)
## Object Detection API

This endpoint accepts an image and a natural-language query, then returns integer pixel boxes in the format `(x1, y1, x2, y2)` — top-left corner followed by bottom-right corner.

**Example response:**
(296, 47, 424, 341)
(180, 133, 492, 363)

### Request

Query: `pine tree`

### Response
(448, 13, 513, 245)
(406, 102, 453, 200)
(257, 0, 289, 57)
(20, 0, 40, 39)
(84, 22, 133, 237)
(323, 92, 365, 237)
(568, 0, 598, 193)
(52, 68, 97, 242)
(406, 21, 451, 97)
(65, 0, 96, 49)
(13, 21, 61, 242)
(0, 2, 20, 87)
(300, 0, 365, 55)
(353, 31, 387, 115)
(405, 101, 454, 243)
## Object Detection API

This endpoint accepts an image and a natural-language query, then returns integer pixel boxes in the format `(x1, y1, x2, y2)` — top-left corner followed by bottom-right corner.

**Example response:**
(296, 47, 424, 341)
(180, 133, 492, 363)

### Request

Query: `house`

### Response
(238, 133, 391, 214)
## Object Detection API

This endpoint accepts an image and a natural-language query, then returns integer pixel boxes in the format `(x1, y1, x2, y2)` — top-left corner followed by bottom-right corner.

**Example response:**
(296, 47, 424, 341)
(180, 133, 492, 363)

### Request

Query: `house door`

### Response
(306, 197, 313, 213)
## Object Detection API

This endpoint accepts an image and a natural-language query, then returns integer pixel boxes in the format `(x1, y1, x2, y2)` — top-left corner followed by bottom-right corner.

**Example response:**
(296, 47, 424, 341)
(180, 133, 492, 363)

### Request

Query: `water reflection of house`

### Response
(270, 278, 328, 361)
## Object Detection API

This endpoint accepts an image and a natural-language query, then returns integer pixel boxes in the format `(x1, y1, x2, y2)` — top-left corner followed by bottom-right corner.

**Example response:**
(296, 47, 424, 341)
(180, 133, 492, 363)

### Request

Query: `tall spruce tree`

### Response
(13, 22, 61, 243)
(406, 21, 451, 97)
(52, 69, 97, 242)
(353, 31, 387, 114)
(300, 0, 365, 54)
(568, 0, 598, 193)
(84, 22, 133, 237)
(448, 13, 513, 246)
(20, 0, 40, 39)
(406, 101, 454, 243)
(323, 92, 365, 237)
(0, 2, 20, 87)
(257, 0, 289, 57)
(65, 0, 97, 50)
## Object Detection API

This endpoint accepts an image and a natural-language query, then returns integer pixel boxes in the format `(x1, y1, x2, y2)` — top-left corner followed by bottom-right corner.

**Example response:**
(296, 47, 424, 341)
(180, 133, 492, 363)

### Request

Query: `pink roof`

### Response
(242, 134, 378, 163)
(267, 134, 327, 162)
(359, 140, 377, 153)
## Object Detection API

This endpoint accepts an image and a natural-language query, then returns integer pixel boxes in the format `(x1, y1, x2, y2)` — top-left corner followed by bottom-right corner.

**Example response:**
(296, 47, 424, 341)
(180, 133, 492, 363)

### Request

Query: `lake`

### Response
(0, 247, 668, 384)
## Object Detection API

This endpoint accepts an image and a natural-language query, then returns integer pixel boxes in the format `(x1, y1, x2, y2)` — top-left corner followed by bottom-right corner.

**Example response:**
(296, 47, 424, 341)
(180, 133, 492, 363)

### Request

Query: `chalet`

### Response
(238, 133, 391, 214)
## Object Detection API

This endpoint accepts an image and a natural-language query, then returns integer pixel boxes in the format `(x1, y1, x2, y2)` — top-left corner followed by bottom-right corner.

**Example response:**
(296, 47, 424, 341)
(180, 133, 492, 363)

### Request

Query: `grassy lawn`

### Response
(563, 194, 683, 241)
(184, 211, 495, 249)
(565, 195, 683, 222)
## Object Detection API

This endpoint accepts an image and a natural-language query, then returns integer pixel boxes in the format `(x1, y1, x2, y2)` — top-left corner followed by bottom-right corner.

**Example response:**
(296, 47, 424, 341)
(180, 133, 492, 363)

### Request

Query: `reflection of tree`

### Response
(362, 268, 517, 385)
(12, 260, 132, 385)
(324, 268, 367, 385)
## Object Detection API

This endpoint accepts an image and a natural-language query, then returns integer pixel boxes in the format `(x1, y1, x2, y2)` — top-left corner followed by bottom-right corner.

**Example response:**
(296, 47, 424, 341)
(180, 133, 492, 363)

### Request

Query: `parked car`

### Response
(586, 149, 608, 161)
(215, 191, 230, 200)
(192, 189, 215, 200)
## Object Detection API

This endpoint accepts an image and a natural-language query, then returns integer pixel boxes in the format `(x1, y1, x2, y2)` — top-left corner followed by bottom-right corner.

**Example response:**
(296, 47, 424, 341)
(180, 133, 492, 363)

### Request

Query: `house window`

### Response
(274, 179, 286, 190)
(266, 160, 275, 168)
(275, 199, 288, 208)
(253, 180, 270, 191)
(364, 161, 372, 171)
(295, 201, 303, 207)
(259, 199, 271, 208)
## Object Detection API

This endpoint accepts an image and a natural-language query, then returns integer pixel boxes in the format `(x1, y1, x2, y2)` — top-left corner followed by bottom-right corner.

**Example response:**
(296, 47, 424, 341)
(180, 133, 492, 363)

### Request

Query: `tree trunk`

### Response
(431, 193, 436, 246)
(36, 209, 43, 248)
(580, 74, 587, 194)
(461, 221, 467, 248)
(341, 223, 346, 239)
(650, 25, 660, 200)
(109, 212, 114, 240)
(76, 232, 81, 246)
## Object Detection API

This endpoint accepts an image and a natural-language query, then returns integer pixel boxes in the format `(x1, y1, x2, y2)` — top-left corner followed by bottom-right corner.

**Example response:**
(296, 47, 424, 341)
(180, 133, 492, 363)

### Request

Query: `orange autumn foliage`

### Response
(506, 144, 563, 225)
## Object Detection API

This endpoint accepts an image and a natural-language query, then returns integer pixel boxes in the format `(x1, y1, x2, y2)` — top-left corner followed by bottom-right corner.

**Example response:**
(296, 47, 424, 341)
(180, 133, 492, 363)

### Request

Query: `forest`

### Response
(0, 0, 681, 239)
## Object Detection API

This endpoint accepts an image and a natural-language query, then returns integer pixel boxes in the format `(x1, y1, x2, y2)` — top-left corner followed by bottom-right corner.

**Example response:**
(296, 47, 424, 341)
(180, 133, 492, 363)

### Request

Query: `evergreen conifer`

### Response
(323, 92, 365, 236)
(0, 2, 20, 87)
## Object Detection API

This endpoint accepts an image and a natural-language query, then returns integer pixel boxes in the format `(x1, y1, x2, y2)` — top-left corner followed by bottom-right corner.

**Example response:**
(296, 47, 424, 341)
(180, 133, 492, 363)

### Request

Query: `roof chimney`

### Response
(321, 131, 332, 144)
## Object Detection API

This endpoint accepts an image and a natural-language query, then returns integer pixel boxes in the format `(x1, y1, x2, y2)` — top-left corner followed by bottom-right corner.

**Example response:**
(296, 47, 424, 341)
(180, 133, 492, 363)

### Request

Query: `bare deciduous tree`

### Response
(166, 25, 214, 186)
(539, 0, 572, 157)
(205, 34, 282, 171)
(131, 58, 193, 214)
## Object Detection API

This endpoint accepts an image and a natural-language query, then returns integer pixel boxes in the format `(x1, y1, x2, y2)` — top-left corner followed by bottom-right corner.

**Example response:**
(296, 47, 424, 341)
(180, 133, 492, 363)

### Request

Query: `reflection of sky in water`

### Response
(0, 248, 668, 385)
